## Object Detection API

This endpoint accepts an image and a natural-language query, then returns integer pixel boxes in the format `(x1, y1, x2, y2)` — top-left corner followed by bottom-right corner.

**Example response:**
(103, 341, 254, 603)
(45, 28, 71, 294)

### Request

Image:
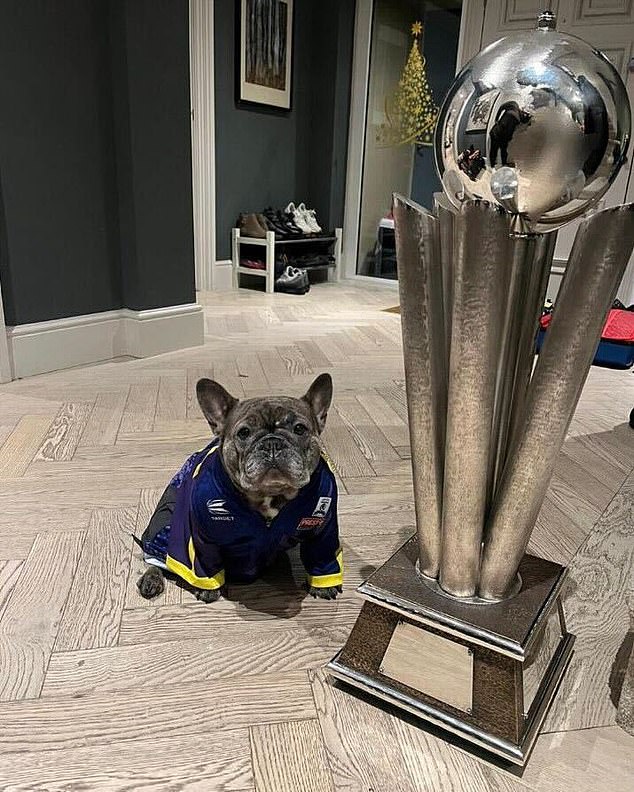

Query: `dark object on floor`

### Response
(629, 408, 634, 428)
(538, 307, 634, 369)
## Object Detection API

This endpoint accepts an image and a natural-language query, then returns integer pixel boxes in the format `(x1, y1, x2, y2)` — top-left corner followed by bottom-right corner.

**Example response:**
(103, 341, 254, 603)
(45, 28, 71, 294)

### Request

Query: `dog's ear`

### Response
(302, 373, 333, 434)
(196, 379, 238, 435)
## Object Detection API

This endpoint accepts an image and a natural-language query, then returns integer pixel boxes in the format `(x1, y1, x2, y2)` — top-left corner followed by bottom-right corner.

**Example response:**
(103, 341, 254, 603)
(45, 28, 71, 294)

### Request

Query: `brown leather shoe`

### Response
(238, 213, 267, 238)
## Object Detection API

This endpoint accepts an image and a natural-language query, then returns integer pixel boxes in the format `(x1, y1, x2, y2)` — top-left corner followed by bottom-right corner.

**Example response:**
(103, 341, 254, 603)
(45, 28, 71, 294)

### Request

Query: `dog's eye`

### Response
(293, 424, 308, 436)
(237, 427, 251, 440)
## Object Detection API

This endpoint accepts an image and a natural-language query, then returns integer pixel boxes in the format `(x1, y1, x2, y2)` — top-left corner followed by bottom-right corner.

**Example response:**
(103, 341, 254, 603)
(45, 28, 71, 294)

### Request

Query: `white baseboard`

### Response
(213, 259, 234, 291)
(7, 303, 204, 379)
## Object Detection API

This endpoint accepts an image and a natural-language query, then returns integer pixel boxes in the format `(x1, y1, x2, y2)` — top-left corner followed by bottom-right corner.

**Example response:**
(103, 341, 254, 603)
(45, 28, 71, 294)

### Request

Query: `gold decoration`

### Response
(377, 21, 439, 148)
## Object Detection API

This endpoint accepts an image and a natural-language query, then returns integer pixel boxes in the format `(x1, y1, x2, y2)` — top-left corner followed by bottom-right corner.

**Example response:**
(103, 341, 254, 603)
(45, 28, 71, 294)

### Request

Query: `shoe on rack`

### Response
(297, 202, 322, 234)
(274, 209, 303, 235)
(285, 202, 313, 235)
(241, 258, 266, 270)
(238, 213, 267, 239)
(258, 210, 288, 238)
(275, 265, 310, 294)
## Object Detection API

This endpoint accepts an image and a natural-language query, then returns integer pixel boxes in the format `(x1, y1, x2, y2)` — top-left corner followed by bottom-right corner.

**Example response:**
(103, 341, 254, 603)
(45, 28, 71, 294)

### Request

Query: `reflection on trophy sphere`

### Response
(435, 12, 631, 232)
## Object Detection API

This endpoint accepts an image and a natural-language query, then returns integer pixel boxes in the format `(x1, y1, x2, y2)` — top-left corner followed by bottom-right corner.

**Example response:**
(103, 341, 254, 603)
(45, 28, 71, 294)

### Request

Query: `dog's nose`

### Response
(261, 434, 286, 458)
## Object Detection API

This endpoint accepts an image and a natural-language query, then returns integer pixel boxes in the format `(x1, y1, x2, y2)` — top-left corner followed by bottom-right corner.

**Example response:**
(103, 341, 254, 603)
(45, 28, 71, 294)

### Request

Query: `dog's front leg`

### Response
(137, 567, 165, 599)
(193, 585, 228, 603)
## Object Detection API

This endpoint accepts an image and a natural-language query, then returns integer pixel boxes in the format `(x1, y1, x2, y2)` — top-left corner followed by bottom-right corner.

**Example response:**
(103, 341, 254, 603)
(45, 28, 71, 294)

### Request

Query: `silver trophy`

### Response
(329, 12, 634, 765)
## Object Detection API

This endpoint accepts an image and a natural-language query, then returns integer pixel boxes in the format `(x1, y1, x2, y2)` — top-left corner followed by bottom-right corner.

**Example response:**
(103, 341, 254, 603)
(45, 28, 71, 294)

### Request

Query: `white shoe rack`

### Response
(231, 227, 342, 294)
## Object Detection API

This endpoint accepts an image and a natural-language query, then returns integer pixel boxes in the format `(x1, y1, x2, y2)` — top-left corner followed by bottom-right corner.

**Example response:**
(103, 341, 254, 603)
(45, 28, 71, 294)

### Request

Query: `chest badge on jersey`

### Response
(313, 497, 331, 517)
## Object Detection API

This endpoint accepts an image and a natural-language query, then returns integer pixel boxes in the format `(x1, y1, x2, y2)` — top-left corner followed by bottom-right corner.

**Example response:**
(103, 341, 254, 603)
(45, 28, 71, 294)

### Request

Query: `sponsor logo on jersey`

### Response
(313, 497, 332, 517)
(298, 516, 325, 531)
(206, 499, 233, 520)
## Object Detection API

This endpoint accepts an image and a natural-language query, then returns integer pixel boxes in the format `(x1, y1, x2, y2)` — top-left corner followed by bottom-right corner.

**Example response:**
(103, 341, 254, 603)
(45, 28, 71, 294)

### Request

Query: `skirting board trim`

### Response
(6, 303, 204, 379)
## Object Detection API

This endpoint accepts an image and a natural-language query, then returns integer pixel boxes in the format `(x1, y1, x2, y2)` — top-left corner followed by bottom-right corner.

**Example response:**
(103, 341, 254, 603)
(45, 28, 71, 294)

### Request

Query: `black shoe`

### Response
(275, 266, 310, 294)
(262, 207, 292, 239)
(276, 209, 303, 235)
(259, 211, 289, 238)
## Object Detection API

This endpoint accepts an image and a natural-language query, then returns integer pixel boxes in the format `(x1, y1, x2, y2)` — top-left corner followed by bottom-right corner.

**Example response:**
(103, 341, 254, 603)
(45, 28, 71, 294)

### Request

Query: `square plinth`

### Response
(328, 537, 575, 765)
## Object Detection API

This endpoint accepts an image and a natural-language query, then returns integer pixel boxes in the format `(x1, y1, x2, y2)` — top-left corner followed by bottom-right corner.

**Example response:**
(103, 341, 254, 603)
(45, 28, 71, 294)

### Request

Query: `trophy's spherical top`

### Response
(434, 12, 631, 232)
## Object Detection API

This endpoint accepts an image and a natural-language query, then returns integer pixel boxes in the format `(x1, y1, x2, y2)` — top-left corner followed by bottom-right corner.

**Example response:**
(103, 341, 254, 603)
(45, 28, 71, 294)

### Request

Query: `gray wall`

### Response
(0, 0, 195, 326)
(214, 0, 355, 260)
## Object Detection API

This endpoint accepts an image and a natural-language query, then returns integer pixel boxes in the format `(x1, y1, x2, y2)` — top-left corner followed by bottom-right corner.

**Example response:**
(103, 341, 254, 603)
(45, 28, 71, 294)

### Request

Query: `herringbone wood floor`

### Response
(0, 281, 632, 791)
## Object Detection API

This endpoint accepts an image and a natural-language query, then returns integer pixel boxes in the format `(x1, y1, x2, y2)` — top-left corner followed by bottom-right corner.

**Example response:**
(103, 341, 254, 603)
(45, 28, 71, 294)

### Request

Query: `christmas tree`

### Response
(378, 21, 439, 147)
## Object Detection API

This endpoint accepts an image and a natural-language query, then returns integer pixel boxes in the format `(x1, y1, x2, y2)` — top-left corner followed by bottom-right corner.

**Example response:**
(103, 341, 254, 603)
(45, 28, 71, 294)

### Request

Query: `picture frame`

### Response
(237, 0, 293, 111)
(465, 89, 499, 133)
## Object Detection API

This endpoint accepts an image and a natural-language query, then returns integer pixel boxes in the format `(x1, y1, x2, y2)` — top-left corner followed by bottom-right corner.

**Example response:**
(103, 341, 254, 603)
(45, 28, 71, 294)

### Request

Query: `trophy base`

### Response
(327, 537, 575, 766)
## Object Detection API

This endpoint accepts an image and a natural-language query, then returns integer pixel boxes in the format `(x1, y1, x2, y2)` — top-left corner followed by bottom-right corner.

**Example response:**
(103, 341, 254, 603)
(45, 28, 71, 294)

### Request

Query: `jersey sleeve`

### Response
(300, 509, 343, 588)
(164, 450, 226, 591)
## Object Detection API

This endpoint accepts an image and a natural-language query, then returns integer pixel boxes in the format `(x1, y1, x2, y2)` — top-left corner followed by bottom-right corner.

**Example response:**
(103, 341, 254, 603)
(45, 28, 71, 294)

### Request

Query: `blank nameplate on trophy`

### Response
(379, 621, 473, 712)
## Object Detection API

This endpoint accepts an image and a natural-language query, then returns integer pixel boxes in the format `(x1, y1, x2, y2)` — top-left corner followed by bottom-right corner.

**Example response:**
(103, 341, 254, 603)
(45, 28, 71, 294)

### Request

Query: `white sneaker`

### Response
(305, 207, 322, 233)
(287, 202, 313, 234)
(297, 202, 321, 233)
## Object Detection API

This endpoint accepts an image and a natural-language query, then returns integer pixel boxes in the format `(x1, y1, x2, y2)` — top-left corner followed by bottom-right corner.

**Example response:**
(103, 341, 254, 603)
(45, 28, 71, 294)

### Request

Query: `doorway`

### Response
(354, 0, 463, 280)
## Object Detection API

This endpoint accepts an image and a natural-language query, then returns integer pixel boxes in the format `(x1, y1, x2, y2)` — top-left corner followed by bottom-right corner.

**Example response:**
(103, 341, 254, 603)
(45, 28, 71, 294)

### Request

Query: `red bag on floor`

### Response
(538, 309, 634, 368)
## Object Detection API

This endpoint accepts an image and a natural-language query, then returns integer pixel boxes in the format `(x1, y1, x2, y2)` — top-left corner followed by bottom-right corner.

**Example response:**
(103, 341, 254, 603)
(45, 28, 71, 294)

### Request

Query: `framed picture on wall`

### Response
(238, 0, 293, 110)
(465, 89, 500, 134)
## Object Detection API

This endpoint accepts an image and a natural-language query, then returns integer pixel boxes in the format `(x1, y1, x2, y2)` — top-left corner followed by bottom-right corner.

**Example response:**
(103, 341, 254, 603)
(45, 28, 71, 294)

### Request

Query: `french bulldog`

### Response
(136, 373, 343, 603)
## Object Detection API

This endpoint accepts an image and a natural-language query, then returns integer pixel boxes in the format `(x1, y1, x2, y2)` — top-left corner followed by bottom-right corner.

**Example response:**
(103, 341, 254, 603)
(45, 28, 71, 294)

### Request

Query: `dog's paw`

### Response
(307, 584, 342, 600)
(194, 586, 226, 604)
(137, 567, 165, 599)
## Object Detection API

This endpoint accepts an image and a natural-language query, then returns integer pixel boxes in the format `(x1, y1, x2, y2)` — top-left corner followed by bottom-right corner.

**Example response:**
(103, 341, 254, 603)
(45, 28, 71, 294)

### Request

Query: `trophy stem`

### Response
(486, 232, 557, 507)
(393, 194, 446, 578)
(504, 232, 557, 465)
(434, 192, 457, 363)
(439, 202, 513, 597)
(479, 203, 634, 600)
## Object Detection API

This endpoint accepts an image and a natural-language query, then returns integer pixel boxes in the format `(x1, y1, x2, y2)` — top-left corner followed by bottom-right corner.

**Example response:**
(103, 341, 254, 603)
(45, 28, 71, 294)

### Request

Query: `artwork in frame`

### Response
(238, 0, 293, 110)
(465, 89, 500, 134)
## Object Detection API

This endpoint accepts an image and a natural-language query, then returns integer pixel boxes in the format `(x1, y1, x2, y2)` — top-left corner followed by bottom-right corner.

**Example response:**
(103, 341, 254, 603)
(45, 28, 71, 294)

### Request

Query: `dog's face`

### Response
(196, 373, 332, 498)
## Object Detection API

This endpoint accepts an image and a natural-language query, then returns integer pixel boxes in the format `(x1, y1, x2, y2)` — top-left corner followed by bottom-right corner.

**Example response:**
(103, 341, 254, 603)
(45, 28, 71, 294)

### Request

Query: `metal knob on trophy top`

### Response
(329, 11, 634, 765)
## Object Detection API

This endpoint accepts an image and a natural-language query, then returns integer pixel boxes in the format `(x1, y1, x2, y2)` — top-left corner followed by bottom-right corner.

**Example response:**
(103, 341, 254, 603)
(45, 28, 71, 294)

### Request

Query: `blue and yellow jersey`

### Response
(140, 440, 342, 591)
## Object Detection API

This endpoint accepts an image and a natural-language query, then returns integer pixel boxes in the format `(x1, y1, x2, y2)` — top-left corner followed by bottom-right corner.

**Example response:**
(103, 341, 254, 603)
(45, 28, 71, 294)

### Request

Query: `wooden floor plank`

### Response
(250, 719, 334, 792)
(334, 396, 400, 466)
(321, 409, 375, 479)
(0, 560, 23, 621)
(278, 345, 313, 378)
(43, 626, 349, 698)
(545, 471, 634, 731)
(0, 729, 254, 791)
(522, 726, 634, 792)
(236, 352, 269, 395)
(78, 389, 128, 447)
(0, 416, 53, 477)
(295, 339, 332, 370)
(155, 372, 187, 422)
(118, 596, 364, 647)
(187, 365, 211, 418)
(54, 509, 135, 651)
(0, 670, 315, 753)
(34, 402, 92, 461)
(119, 381, 158, 434)
(258, 349, 291, 387)
(311, 670, 529, 792)
(355, 389, 410, 449)
(0, 532, 84, 701)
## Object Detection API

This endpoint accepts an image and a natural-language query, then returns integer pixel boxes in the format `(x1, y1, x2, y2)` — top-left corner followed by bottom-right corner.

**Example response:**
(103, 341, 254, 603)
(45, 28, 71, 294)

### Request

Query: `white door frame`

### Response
(342, 0, 478, 282)
(189, 0, 216, 291)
